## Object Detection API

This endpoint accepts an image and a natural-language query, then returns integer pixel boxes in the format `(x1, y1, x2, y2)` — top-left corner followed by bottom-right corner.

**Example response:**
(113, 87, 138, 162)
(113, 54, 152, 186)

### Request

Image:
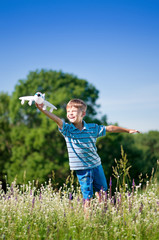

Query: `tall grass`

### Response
(0, 152, 159, 240)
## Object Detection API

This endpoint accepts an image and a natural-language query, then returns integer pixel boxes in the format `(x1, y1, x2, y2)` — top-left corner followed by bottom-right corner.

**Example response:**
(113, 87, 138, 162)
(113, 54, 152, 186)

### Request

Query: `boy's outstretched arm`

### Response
(36, 103, 63, 129)
(106, 125, 140, 134)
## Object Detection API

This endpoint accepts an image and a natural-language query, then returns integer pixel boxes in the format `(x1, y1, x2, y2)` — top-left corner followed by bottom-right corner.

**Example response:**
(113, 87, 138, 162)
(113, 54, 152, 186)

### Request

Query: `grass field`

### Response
(0, 152, 159, 240)
(0, 175, 159, 240)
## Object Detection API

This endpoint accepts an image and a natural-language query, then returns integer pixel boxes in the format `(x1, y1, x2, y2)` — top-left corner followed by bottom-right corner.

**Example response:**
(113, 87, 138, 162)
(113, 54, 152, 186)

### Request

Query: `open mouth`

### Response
(68, 116, 76, 121)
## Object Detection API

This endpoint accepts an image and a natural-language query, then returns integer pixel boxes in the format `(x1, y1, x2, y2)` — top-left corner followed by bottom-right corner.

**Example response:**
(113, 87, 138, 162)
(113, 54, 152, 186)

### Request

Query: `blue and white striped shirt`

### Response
(59, 120, 106, 170)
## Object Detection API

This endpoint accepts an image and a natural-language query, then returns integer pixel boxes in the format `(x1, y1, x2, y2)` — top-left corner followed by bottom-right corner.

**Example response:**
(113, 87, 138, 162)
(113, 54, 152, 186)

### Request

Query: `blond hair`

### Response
(66, 99, 87, 112)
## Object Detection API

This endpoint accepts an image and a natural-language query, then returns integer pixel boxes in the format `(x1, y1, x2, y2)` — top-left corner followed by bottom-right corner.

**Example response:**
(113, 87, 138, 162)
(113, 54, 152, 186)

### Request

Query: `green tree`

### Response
(7, 69, 101, 184)
(97, 131, 143, 188)
(0, 92, 12, 183)
(133, 131, 159, 180)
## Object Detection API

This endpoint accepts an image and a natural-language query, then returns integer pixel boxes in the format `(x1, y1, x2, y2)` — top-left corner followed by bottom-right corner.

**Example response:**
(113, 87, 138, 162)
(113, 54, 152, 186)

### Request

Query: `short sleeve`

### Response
(58, 120, 69, 137)
(97, 125, 106, 138)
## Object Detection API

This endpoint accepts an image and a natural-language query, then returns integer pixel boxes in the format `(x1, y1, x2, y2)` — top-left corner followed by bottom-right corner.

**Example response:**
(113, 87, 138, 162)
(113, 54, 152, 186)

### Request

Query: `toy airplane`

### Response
(19, 92, 57, 112)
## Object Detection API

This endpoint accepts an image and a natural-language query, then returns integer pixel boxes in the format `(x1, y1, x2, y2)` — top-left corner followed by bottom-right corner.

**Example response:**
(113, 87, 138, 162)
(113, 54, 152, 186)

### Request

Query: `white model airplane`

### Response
(19, 92, 57, 112)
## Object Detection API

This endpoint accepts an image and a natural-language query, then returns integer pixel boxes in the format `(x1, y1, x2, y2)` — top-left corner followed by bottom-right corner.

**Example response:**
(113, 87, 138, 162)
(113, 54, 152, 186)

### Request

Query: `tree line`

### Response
(0, 69, 159, 189)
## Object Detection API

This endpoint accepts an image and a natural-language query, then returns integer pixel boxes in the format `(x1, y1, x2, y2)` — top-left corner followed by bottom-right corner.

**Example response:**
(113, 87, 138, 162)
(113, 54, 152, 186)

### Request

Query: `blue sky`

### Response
(0, 0, 159, 132)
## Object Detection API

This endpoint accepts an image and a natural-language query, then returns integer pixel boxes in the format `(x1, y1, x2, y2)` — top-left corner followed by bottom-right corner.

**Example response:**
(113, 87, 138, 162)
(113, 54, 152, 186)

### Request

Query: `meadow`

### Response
(0, 154, 159, 240)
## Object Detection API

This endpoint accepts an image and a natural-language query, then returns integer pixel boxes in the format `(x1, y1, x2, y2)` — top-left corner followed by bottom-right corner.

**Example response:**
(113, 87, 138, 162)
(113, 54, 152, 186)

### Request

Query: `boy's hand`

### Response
(129, 129, 140, 134)
(35, 103, 44, 111)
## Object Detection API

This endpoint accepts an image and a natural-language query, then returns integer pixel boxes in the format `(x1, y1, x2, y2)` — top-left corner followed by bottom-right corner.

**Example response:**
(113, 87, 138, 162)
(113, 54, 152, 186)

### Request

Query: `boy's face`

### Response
(67, 106, 85, 124)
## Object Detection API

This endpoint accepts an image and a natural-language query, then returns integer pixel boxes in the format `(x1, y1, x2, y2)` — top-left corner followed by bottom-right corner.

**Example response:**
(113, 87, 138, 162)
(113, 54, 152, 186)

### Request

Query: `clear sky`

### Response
(0, 0, 159, 132)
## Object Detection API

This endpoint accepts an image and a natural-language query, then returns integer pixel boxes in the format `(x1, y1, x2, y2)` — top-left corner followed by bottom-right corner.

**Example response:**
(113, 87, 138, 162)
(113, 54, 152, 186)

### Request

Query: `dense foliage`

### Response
(0, 69, 159, 187)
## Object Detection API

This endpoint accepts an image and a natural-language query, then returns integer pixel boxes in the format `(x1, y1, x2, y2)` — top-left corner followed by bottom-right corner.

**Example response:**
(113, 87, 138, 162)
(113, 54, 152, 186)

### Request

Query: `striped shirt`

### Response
(59, 120, 106, 170)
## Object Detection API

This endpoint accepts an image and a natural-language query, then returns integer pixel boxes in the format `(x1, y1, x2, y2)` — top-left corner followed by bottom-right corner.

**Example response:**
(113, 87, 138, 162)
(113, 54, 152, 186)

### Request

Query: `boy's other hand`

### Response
(129, 129, 140, 134)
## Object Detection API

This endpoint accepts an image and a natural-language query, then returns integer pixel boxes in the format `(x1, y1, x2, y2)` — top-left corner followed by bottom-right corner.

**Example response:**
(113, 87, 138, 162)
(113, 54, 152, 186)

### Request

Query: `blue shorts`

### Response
(76, 165, 108, 199)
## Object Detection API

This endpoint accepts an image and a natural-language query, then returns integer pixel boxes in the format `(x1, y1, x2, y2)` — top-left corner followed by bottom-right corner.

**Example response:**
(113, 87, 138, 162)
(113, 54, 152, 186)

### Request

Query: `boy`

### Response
(36, 99, 139, 202)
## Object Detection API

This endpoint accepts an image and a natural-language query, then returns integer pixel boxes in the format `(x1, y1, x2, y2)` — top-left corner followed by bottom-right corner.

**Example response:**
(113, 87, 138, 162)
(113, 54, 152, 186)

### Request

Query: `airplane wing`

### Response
(19, 96, 35, 106)
(43, 100, 57, 112)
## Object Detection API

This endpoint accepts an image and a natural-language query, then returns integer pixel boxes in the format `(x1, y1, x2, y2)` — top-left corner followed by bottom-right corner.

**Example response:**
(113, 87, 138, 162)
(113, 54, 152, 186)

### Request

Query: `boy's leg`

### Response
(76, 169, 93, 217)
(93, 165, 108, 202)
(76, 169, 94, 200)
